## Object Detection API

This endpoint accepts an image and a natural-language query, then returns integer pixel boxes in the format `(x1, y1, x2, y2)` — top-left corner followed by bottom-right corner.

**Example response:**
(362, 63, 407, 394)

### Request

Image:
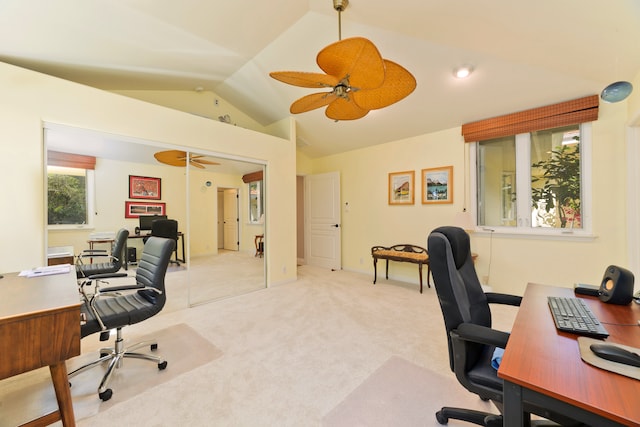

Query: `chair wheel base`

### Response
(435, 410, 448, 424)
(158, 360, 167, 370)
(99, 388, 113, 401)
(151, 343, 158, 351)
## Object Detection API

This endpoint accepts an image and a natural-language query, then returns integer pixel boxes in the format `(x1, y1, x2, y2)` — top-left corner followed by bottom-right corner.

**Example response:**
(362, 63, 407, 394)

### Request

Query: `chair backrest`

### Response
(111, 228, 130, 269)
(151, 219, 178, 240)
(427, 226, 492, 371)
(135, 236, 176, 308)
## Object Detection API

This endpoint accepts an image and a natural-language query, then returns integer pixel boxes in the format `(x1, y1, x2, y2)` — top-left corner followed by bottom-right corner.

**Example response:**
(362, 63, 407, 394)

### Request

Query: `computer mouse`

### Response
(590, 343, 640, 367)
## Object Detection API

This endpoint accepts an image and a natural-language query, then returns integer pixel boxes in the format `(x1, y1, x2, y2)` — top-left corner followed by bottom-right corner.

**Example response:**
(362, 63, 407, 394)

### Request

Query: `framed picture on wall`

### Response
(125, 201, 166, 218)
(422, 166, 453, 204)
(388, 171, 415, 205)
(129, 175, 161, 200)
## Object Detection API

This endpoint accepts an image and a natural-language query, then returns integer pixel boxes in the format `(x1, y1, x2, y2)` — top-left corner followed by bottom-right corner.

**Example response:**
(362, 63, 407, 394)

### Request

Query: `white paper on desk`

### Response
(19, 264, 71, 277)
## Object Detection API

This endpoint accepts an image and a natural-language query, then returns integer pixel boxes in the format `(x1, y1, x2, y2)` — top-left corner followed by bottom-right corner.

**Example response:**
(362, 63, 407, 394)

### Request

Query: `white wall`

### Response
(310, 100, 636, 295)
(0, 61, 296, 287)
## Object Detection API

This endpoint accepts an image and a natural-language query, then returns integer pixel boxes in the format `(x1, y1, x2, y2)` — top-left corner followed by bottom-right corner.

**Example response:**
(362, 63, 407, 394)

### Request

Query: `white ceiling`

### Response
(2, 0, 639, 158)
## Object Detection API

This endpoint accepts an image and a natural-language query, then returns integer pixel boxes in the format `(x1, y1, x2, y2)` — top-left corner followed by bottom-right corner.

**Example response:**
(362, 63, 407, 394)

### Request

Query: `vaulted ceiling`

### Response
(1, 0, 639, 158)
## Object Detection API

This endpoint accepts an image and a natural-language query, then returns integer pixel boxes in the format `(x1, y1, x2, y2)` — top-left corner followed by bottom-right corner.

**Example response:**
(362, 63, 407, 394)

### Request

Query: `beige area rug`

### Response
(0, 323, 222, 426)
(323, 355, 496, 427)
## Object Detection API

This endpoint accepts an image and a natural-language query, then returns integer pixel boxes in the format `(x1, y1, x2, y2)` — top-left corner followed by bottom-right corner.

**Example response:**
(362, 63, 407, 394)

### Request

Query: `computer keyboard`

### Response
(548, 296, 609, 338)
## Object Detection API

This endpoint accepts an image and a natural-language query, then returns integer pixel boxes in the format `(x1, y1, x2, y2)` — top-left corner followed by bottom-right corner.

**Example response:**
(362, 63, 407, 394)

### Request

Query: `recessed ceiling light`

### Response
(453, 65, 474, 79)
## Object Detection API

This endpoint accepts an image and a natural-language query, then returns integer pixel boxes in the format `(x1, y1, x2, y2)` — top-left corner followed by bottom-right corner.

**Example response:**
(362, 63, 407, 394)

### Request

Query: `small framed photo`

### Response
(129, 175, 161, 200)
(125, 201, 166, 218)
(388, 171, 415, 205)
(422, 166, 453, 204)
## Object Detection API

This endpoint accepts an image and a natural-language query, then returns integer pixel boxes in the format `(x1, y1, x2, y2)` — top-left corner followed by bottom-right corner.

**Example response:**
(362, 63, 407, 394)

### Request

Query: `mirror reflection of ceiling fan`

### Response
(154, 150, 220, 169)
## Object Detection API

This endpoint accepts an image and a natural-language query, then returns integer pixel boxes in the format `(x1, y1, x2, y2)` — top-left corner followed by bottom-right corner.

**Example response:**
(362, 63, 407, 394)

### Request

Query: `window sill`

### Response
(48, 224, 95, 231)
(471, 227, 597, 242)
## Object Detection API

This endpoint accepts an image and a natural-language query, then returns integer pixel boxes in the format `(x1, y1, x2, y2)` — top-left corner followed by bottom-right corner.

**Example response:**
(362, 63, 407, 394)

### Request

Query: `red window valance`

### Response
(48, 150, 96, 170)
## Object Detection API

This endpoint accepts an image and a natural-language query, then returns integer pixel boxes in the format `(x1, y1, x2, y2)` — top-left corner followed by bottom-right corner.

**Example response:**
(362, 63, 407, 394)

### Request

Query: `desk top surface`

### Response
(499, 283, 640, 425)
(0, 270, 80, 322)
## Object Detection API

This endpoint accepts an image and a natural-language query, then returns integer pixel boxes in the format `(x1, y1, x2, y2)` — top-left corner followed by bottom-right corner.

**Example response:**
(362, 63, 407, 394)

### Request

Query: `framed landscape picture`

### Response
(388, 171, 415, 205)
(125, 201, 166, 218)
(422, 166, 453, 204)
(129, 175, 161, 200)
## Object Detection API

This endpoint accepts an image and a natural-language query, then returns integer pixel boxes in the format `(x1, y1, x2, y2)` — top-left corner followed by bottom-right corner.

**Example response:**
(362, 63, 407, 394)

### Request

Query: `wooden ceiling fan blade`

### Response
(352, 60, 417, 110)
(269, 71, 339, 88)
(317, 37, 385, 90)
(325, 97, 369, 121)
(154, 150, 188, 167)
(290, 92, 338, 114)
(189, 161, 205, 169)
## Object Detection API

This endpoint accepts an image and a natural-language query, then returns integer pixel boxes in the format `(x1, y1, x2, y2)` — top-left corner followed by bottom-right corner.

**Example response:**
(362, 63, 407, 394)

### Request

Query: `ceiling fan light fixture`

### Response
(453, 65, 474, 79)
(600, 81, 633, 103)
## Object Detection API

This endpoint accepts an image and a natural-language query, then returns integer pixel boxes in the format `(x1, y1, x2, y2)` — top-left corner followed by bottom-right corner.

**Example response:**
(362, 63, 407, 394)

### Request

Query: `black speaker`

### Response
(598, 265, 634, 305)
(127, 247, 137, 263)
(134, 226, 140, 235)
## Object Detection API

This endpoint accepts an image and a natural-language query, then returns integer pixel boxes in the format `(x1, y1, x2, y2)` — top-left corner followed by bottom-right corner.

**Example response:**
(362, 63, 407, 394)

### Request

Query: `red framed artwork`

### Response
(125, 201, 166, 218)
(129, 175, 161, 200)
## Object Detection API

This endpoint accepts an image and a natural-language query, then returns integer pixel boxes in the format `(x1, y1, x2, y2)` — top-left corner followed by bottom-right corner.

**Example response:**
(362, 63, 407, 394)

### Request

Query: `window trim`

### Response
(469, 123, 593, 238)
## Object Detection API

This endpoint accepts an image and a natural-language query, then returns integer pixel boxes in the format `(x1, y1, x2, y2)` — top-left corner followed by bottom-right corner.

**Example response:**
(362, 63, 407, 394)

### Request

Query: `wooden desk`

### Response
(499, 283, 640, 426)
(0, 270, 81, 426)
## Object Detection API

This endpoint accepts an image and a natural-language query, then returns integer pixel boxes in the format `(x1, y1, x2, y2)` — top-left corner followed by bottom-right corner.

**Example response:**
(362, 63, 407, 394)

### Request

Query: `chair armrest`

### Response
(80, 249, 108, 254)
(485, 292, 522, 307)
(456, 322, 510, 349)
(86, 272, 129, 280)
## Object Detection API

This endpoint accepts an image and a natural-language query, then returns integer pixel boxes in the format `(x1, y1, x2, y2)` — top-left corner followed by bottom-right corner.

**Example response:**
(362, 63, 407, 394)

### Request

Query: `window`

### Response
(47, 166, 95, 226)
(248, 179, 264, 224)
(47, 151, 96, 228)
(242, 169, 265, 224)
(472, 123, 591, 235)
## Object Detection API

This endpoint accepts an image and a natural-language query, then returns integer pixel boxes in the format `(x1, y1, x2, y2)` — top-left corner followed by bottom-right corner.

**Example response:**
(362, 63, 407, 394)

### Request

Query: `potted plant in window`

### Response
(531, 141, 581, 228)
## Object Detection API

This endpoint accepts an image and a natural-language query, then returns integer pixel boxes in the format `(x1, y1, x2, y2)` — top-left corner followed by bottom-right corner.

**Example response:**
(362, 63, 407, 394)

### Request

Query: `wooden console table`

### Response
(372, 244, 429, 293)
(0, 269, 81, 426)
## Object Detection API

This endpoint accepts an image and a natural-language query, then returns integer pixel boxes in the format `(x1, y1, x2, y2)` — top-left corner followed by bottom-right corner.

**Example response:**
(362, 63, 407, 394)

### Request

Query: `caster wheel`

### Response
(158, 361, 168, 370)
(151, 343, 158, 351)
(435, 410, 448, 425)
(99, 388, 113, 401)
(100, 352, 109, 358)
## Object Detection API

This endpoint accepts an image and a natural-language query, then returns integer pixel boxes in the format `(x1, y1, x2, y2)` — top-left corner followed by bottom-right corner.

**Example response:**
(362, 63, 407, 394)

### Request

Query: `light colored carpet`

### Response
(323, 355, 496, 427)
(0, 323, 222, 426)
(1, 264, 518, 426)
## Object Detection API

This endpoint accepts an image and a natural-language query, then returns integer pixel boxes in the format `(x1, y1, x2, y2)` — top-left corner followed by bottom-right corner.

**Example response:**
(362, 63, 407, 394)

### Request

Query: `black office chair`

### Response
(76, 228, 129, 279)
(69, 236, 176, 402)
(427, 226, 579, 427)
(151, 219, 180, 266)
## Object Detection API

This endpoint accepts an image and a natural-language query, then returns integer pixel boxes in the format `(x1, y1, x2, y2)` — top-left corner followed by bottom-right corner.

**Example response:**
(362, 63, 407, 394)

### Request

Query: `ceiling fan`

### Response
(154, 150, 220, 169)
(269, 0, 416, 121)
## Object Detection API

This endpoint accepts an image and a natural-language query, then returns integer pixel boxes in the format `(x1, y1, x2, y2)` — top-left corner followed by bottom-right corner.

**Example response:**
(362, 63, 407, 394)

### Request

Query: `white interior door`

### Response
(217, 190, 224, 249)
(305, 172, 341, 270)
(223, 189, 239, 251)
